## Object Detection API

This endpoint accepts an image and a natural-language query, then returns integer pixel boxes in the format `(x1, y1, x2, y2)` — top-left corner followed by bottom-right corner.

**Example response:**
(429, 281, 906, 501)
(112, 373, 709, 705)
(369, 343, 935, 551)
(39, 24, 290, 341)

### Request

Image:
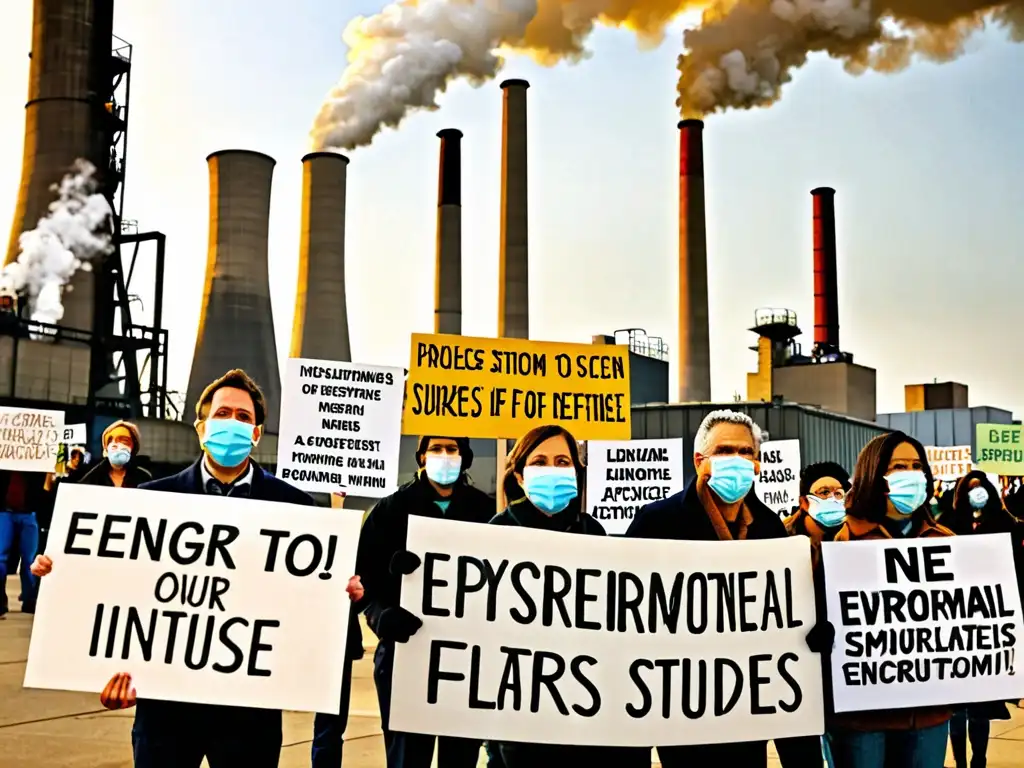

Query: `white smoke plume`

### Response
(678, 0, 1024, 117)
(0, 160, 113, 328)
(311, 0, 702, 151)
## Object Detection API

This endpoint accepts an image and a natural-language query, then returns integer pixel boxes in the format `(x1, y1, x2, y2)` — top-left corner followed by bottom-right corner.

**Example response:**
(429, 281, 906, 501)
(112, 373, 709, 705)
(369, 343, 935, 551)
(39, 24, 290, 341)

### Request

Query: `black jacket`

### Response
(78, 458, 152, 488)
(625, 476, 786, 542)
(627, 478, 822, 768)
(356, 472, 494, 637)
(490, 496, 606, 535)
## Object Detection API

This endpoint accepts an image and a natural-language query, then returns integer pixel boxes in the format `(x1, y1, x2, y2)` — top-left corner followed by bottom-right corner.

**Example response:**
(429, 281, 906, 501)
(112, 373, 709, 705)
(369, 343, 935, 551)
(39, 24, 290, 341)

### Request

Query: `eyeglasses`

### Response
(812, 488, 846, 501)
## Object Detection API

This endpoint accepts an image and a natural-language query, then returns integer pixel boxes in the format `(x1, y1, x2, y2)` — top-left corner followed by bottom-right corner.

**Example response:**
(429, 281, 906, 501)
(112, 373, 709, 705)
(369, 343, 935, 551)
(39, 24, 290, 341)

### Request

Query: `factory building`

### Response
(877, 381, 1018, 453)
(745, 188, 877, 422)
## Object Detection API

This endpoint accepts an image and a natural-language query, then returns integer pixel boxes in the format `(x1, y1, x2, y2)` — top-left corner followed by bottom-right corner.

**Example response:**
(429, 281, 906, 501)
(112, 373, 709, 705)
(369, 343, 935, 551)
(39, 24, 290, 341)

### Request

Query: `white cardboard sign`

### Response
(823, 534, 1024, 713)
(586, 438, 685, 535)
(390, 516, 824, 746)
(756, 439, 801, 517)
(24, 484, 361, 713)
(276, 358, 404, 497)
(0, 406, 65, 472)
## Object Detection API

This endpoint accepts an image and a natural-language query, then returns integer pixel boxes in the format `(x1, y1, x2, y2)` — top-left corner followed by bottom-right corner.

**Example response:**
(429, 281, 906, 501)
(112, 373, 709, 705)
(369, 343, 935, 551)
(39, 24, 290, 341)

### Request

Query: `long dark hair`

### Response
(502, 425, 584, 504)
(949, 470, 1004, 533)
(847, 431, 934, 523)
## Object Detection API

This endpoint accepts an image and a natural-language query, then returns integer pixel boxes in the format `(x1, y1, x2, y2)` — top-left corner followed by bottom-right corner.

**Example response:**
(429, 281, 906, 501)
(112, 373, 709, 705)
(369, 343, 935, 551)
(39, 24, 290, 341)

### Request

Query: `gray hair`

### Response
(694, 409, 763, 456)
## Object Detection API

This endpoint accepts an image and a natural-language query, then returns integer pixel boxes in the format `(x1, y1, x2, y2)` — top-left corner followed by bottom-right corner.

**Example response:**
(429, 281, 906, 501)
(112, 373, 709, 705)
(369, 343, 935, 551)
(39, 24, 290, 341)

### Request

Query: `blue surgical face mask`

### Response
(202, 418, 256, 468)
(886, 470, 928, 516)
(425, 454, 462, 486)
(706, 456, 756, 504)
(522, 466, 578, 515)
(107, 445, 131, 468)
(806, 496, 846, 528)
(968, 486, 989, 511)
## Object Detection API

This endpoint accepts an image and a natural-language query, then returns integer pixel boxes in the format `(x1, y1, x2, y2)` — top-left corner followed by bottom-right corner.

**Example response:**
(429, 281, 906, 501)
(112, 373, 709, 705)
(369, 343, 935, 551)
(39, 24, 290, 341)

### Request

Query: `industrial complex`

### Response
(0, 0, 1017, 500)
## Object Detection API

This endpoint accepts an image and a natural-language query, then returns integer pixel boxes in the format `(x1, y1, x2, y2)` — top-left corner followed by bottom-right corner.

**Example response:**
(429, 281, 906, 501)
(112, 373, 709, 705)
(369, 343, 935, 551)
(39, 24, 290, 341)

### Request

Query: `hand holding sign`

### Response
(99, 672, 136, 710)
(377, 607, 423, 643)
(391, 550, 422, 576)
(804, 622, 836, 654)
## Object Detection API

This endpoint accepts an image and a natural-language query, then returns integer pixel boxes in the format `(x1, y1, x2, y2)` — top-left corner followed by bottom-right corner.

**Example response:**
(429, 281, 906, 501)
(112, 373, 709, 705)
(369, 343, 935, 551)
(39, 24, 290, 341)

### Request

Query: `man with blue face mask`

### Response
(57, 369, 344, 768)
(625, 409, 830, 768)
(356, 435, 494, 768)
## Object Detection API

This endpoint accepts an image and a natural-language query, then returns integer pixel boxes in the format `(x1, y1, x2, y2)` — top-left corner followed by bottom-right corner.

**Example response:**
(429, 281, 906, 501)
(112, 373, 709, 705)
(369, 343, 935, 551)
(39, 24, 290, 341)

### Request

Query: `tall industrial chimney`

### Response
(677, 119, 711, 403)
(435, 129, 463, 335)
(185, 150, 282, 433)
(290, 152, 351, 362)
(811, 187, 840, 353)
(6, 0, 115, 332)
(498, 79, 529, 339)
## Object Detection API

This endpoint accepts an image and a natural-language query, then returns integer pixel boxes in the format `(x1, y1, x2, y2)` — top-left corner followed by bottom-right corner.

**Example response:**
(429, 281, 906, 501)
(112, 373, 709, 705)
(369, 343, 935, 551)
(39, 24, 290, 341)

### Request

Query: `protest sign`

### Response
(925, 446, 973, 482)
(822, 534, 1024, 713)
(586, 438, 684, 535)
(24, 484, 361, 713)
(402, 333, 631, 441)
(389, 516, 823, 746)
(0, 405, 64, 472)
(976, 424, 1024, 476)
(61, 423, 86, 444)
(276, 358, 404, 497)
(756, 440, 801, 516)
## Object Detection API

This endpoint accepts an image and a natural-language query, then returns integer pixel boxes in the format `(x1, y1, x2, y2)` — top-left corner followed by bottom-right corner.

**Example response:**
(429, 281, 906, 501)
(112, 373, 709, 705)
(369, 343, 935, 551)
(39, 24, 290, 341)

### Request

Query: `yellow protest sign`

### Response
(402, 333, 631, 440)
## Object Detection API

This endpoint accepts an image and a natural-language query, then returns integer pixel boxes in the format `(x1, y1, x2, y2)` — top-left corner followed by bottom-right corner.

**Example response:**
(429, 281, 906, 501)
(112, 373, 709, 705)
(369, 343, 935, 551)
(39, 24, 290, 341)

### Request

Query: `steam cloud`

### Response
(679, 1, 1024, 116)
(312, 0, 1023, 149)
(0, 160, 112, 327)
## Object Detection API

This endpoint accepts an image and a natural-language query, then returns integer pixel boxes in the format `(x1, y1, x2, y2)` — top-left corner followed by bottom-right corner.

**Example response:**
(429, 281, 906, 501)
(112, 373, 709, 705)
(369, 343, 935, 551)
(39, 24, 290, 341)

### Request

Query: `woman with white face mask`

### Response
(488, 424, 646, 768)
(824, 432, 954, 768)
(77, 420, 151, 489)
(945, 471, 1017, 768)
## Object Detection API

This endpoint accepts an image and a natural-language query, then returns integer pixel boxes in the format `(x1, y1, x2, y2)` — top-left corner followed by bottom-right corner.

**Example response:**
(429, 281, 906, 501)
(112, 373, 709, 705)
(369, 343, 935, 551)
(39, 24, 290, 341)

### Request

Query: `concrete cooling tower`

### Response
(498, 79, 529, 340)
(290, 152, 351, 362)
(677, 119, 711, 403)
(435, 128, 462, 335)
(6, 0, 116, 332)
(185, 150, 282, 433)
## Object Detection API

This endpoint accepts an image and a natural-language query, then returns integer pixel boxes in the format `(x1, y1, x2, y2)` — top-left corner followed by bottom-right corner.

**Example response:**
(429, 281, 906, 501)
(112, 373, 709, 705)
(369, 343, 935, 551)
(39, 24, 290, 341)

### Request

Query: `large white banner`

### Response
(823, 534, 1024, 713)
(24, 484, 361, 713)
(586, 438, 685, 535)
(0, 406, 64, 472)
(276, 358, 404, 497)
(390, 517, 824, 746)
(755, 439, 801, 517)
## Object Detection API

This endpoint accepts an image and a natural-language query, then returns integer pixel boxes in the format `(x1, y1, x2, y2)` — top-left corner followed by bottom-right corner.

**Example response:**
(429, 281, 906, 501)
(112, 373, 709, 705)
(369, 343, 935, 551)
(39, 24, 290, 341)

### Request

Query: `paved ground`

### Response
(3, 581, 1024, 767)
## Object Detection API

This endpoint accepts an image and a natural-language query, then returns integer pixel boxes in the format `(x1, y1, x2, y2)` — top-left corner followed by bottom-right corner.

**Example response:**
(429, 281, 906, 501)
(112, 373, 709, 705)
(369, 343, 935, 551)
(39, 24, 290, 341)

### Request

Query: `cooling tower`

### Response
(811, 187, 840, 352)
(435, 128, 462, 335)
(677, 119, 711, 403)
(498, 79, 529, 339)
(6, 0, 115, 332)
(290, 152, 351, 362)
(185, 150, 281, 433)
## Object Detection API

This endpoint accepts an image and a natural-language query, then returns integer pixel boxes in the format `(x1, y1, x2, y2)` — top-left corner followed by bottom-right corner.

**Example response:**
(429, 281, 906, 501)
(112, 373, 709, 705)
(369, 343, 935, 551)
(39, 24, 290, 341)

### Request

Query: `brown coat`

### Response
(827, 514, 955, 732)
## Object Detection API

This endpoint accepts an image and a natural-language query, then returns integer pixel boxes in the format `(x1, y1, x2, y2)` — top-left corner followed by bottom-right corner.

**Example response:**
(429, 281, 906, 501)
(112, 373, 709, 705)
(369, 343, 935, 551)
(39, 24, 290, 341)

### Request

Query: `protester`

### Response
(357, 435, 493, 768)
(31, 368, 363, 768)
(76, 420, 151, 488)
(824, 431, 953, 767)
(945, 470, 1015, 768)
(0, 470, 46, 617)
(785, 461, 851, 567)
(486, 424, 642, 766)
(625, 410, 829, 768)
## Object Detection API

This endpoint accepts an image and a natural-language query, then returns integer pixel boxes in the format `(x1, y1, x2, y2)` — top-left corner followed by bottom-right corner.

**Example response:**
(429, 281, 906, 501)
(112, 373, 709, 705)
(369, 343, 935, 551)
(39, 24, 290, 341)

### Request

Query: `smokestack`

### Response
(185, 150, 282, 433)
(6, 0, 116, 332)
(677, 119, 711, 403)
(811, 187, 839, 352)
(498, 79, 529, 339)
(291, 152, 352, 362)
(435, 129, 462, 335)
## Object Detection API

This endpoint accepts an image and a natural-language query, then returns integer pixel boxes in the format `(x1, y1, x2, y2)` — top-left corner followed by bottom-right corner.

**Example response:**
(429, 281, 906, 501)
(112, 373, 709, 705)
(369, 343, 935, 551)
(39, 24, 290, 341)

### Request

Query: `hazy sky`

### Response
(1, 1, 1022, 420)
